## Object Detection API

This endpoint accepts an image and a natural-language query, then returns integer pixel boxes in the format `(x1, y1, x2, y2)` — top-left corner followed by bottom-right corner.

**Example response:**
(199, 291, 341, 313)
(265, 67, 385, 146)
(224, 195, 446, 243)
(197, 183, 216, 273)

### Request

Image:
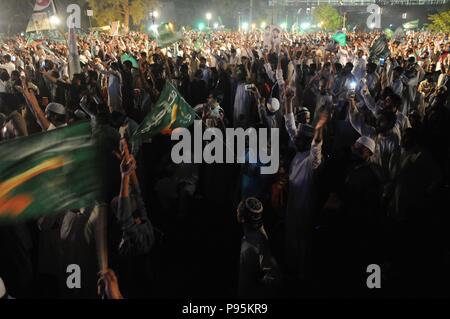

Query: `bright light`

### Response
(251, 23, 256, 30)
(198, 22, 205, 31)
(153, 10, 159, 18)
(280, 22, 287, 30)
(149, 24, 158, 34)
(389, 24, 393, 28)
(261, 21, 267, 29)
(213, 22, 219, 29)
(242, 22, 249, 31)
(206, 12, 212, 21)
(300, 22, 310, 30)
(369, 23, 375, 29)
(49, 15, 61, 26)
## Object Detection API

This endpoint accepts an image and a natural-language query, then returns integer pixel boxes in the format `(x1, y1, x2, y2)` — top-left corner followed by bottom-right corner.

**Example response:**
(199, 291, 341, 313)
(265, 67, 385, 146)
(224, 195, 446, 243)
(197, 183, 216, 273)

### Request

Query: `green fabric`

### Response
(403, 20, 419, 30)
(0, 122, 103, 223)
(384, 28, 394, 40)
(332, 33, 346, 46)
(121, 53, 139, 68)
(156, 23, 183, 48)
(132, 81, 196, 144)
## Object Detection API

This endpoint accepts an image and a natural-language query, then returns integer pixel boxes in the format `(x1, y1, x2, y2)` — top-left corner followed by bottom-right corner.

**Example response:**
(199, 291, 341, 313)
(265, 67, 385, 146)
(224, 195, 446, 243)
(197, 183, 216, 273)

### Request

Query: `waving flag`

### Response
(132, 81, 196, 144)
(403, 20, 419, 30)
(156, 22, 183, 48)
(332, 33, 347, 46)
(0, 122, 103, 223)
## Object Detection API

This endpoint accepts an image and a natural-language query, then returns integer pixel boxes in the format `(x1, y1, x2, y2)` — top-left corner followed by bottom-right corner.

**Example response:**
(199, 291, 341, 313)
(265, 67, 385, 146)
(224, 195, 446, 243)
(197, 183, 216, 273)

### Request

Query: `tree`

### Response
(426, 10, 450, 34)
(87, 0, 157, 30)
(313, 4, 343, 32)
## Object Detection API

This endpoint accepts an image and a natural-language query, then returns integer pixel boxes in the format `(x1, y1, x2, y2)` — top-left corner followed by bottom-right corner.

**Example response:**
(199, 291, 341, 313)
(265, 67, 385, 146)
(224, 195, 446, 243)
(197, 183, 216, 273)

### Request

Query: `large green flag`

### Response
(332, 33, 347, 46)
(156, 22, 183, 48)
(0, 122, 102, 223)
(403, 20, 419, 30)
(132, 81, 196, 144)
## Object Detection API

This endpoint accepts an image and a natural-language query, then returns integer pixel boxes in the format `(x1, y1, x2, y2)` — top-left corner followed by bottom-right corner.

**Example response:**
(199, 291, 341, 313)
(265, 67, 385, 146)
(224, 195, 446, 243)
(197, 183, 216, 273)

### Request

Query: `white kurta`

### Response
(284, 113, 323, 279)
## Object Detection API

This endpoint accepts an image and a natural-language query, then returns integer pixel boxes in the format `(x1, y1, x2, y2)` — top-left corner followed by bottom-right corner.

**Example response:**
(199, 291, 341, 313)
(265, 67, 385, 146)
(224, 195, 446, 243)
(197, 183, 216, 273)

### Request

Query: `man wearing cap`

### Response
(348, 96, 400, 179)
(251, 87, 281, 132)
(336, 135, 385, 291)
(21, 79, 67, 132)
(284, 87, 329, 280)
(237, 198, 281, 298)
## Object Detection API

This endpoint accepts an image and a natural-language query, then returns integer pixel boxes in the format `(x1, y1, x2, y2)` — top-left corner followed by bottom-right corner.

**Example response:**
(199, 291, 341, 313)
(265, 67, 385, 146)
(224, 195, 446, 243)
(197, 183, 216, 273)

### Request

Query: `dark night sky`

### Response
(0, 0, 448, 34)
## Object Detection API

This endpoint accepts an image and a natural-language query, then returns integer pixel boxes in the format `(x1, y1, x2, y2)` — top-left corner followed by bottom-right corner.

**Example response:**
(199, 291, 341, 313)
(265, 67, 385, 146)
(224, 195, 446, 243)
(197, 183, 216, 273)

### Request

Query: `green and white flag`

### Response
(332, 32, 347, 46)
(403, 20, 419, 30)
(132, 81, 196, 144)
(0, 122, 103, 223)
(156, 22, 183, 48)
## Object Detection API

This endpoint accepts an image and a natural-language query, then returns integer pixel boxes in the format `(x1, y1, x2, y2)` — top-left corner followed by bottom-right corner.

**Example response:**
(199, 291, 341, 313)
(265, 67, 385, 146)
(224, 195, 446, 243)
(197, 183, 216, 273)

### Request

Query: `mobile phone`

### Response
(11, 56, 16, 62)
(245, 84, 256, 91)
(379, 58, 385, 66)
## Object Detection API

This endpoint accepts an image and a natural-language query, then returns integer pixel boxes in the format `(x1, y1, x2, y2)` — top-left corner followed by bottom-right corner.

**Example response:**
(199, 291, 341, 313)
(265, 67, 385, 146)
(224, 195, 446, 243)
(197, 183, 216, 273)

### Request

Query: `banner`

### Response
(132, 81, 196, 144)
(0, 122, 102, 223)
(155, 23, 183, 48)
(34, 0, 53, 11)
(68, 27, 81, 78)
(111, 21, 120, 36)
(263, 25, 282, 51)
(26, 0, 57, 33)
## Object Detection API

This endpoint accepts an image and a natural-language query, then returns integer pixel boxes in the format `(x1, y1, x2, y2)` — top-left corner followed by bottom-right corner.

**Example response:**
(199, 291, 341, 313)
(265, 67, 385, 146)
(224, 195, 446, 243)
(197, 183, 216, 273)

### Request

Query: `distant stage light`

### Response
(242, 22, 249, 31)
(300, 22, 310, 30)
(49, 15, 61, 26)
(280, 22, 287, 30)
(198, 22, 205, 31)
(213, 22, 219, 29)
(149, 24, 159, 34)
(261, 21, 267, 29)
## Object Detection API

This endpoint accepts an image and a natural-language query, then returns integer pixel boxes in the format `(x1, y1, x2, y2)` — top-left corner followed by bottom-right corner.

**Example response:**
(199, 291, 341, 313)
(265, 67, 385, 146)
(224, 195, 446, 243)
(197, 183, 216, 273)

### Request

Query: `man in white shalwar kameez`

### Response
(284, 88, 328, 280)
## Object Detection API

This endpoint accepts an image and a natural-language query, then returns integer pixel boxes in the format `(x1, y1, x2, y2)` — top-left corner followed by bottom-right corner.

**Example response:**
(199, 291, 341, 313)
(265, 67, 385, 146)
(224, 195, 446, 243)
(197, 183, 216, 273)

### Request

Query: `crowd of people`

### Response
(0, 27, 449, 299)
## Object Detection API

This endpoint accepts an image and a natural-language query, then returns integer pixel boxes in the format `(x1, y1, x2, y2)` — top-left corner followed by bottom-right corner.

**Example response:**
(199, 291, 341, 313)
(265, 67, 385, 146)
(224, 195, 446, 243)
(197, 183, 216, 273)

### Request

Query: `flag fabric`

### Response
(332, 33, 347, 46)
(121, 54, 139, 69)
(132, 81, 196, 144)
(403, 20, 419, 30)
(156, 23, 183, 48)
(0, 122, 102, 223)
(370, 34, 391, 62)
(384, 28, 394, 40)
(26, 0, 57, 33)
(68, 27, 81, 79)
(393, 27, 406, 43)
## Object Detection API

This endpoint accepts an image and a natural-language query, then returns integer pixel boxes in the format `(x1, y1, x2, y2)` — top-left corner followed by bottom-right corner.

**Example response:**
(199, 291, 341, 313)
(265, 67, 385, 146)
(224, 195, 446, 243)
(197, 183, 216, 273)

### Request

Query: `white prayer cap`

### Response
(46, 103, 66, 115)
(356, 136, 376, 154)
(267, 98, 280, 113)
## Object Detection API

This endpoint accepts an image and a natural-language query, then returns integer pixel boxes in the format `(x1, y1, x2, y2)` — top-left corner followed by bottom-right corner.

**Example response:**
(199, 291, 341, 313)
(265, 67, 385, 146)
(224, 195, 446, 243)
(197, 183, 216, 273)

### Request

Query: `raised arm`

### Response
(19, 77, 50, 131)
